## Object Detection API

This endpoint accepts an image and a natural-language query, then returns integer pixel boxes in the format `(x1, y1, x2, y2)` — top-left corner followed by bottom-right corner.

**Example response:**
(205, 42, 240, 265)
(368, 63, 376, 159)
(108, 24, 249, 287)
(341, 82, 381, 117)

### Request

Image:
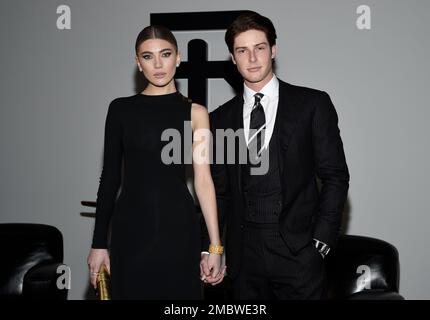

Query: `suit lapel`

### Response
(232, 95, 245, 194)
(275, 80, 303, 178)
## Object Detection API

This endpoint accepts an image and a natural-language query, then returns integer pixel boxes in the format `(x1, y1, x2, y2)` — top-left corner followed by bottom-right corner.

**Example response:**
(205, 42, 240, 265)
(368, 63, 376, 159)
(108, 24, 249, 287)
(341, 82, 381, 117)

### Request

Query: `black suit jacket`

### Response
(203, 79, 350, 279)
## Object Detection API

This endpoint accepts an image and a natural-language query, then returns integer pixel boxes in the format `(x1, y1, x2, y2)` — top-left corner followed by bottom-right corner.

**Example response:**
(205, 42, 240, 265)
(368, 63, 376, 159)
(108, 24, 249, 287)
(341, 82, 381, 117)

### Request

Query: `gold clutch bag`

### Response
(96, 264, 111, 300)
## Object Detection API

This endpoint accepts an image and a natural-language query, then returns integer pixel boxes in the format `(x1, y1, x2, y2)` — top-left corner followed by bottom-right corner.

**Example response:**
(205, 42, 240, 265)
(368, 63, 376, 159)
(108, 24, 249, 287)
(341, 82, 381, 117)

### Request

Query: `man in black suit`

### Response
(200, 11, 349, 299)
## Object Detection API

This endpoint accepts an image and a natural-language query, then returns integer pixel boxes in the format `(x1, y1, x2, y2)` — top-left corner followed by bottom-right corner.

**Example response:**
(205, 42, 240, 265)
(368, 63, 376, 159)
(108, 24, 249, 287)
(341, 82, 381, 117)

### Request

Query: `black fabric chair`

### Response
(204, 234, 404, 300)
(0, 223, 68, 300)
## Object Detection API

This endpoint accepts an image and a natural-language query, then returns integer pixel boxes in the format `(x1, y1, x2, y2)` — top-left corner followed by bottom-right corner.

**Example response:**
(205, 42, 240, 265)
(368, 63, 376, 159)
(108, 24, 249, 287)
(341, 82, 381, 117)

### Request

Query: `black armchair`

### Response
(326, 234, 404, 299)
(204, 234, 404, 300)
(0, 223, 68, 300)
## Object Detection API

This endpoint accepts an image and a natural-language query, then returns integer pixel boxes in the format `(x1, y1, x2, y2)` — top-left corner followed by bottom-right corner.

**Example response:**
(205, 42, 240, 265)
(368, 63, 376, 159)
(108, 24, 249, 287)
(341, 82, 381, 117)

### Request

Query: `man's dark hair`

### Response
(225, 11, 277, 53)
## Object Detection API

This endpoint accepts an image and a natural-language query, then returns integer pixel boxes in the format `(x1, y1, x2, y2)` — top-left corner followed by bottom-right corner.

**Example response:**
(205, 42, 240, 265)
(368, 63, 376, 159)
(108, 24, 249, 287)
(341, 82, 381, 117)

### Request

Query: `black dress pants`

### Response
(233, 222, 327, 300)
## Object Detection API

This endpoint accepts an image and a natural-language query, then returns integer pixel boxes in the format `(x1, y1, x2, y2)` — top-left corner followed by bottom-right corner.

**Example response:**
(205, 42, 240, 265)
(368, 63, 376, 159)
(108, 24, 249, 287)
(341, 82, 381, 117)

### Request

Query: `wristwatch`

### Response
(313, 238, 330, 258)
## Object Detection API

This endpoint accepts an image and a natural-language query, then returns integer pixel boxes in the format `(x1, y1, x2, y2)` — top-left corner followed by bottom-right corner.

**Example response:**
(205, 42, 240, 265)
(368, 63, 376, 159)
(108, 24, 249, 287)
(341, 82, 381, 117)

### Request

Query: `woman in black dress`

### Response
(87, 25, 225, 299)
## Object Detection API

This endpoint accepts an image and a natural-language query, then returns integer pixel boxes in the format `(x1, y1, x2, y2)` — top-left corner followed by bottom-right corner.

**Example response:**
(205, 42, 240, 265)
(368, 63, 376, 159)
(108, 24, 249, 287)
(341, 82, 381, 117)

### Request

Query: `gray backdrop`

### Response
(1, 0, 429, 299)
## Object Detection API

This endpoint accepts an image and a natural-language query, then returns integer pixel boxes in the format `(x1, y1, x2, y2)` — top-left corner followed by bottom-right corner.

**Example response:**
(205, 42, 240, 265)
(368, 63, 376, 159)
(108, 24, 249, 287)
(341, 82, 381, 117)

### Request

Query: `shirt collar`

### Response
(243, 74, 279, 107)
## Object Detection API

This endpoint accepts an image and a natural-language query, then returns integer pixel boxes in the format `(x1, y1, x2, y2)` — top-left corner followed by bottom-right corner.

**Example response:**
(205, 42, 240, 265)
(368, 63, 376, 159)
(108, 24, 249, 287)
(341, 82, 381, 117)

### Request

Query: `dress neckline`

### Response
(137, 91, 180, 98)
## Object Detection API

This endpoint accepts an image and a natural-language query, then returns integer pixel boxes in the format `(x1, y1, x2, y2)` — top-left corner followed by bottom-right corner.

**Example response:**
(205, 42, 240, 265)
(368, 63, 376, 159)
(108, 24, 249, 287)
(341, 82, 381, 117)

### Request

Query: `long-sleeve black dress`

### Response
(92, 92, 202, 299)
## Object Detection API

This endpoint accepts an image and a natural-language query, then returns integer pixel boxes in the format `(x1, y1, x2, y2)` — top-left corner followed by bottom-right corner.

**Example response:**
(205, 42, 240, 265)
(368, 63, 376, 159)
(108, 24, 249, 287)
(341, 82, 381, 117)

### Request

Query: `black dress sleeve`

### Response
(92, 99, 123, 248)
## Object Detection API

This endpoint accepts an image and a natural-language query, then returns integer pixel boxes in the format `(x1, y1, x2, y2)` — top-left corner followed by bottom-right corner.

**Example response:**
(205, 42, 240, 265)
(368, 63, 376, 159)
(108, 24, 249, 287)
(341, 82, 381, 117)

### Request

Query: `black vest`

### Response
(242, 127, 283, 224)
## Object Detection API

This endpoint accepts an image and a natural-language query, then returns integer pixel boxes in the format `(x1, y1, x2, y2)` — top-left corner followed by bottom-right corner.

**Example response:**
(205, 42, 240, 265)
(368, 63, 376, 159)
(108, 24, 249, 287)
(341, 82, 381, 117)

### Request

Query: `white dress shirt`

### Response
(243, 74, 279, 150)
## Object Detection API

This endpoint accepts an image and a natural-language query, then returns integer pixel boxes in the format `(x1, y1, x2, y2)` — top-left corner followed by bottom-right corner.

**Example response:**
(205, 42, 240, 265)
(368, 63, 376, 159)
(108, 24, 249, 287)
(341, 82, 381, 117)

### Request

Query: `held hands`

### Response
(87, 248, 110, 289)
(200, 253, 227, 286)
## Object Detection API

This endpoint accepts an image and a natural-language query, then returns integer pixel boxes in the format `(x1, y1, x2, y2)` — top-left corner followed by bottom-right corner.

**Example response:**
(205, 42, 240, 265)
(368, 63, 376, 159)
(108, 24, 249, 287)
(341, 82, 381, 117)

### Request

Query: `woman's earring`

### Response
(176, 64, 180, 67)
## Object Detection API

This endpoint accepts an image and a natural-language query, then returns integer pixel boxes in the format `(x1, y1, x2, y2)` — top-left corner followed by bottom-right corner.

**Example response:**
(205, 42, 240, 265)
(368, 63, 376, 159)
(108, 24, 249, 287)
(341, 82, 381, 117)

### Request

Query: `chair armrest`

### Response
(23, 262, 68, 300)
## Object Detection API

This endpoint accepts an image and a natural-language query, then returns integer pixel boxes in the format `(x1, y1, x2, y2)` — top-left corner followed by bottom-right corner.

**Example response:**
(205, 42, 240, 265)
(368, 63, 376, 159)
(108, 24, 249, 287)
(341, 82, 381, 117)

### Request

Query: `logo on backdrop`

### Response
(150, 10, 246, 106)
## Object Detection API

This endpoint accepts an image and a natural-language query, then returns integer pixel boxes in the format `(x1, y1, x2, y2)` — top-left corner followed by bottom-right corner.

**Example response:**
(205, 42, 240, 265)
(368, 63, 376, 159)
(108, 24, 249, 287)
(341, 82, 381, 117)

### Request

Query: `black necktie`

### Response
(248, 93, 266, 159)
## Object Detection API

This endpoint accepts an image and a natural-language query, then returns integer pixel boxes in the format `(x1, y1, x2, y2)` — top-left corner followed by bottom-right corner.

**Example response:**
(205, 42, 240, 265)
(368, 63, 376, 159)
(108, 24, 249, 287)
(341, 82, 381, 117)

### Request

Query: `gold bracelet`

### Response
(208, 244, 224, 255)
